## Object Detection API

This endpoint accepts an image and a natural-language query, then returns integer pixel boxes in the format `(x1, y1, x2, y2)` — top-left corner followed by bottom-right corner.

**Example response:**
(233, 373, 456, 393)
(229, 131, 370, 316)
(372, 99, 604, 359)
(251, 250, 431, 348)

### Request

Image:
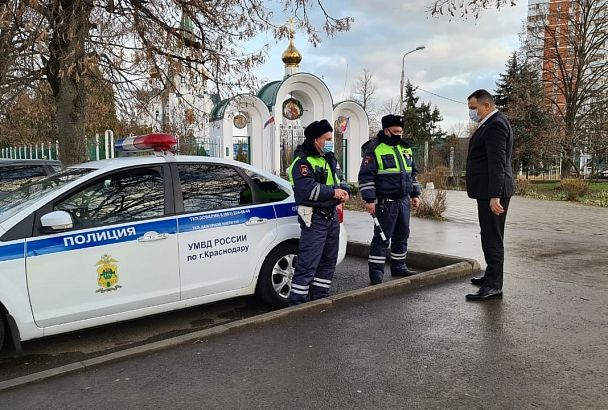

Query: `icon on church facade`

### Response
(233, 114, 248, 129)
(282, 98, 303, 120)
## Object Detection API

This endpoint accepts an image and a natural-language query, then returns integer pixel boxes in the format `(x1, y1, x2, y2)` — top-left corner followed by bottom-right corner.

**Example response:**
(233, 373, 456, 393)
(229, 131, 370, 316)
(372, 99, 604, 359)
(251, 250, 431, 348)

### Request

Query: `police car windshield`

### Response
(0, 168, 93, 223)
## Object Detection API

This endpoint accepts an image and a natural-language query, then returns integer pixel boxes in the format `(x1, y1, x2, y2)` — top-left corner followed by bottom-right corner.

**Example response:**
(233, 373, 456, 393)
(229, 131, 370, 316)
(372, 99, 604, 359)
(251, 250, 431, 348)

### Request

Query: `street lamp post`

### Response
(399, 46, 426, 115)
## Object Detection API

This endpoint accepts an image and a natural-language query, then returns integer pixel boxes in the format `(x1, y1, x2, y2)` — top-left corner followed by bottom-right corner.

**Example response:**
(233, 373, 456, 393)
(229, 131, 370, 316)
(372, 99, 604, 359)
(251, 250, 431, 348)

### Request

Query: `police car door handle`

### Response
(244, 217, 267, 226)
(138, 231, 169, 242)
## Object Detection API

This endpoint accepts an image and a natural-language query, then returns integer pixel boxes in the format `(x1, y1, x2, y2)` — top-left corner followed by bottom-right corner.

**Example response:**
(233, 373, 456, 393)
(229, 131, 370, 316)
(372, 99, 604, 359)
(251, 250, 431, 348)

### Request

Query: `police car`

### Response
(0, 134, 347, 353)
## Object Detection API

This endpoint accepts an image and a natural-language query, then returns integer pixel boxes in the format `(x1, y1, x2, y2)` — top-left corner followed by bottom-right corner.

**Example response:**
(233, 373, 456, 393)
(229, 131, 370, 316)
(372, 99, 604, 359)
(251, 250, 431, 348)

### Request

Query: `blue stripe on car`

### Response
(0, 203, 297, 262)
(0, 242, 25, 263)
(273, 203, 298, 219)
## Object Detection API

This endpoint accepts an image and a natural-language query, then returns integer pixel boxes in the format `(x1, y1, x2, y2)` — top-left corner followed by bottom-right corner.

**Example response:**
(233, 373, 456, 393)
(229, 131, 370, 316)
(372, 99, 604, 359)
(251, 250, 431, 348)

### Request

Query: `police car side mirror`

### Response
(40, 211, 73, 232)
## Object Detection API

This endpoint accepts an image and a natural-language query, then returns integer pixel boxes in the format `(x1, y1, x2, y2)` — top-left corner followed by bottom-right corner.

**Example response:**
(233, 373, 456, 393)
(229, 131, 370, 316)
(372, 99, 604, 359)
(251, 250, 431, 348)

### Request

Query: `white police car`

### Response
(0, 134, 347, 353)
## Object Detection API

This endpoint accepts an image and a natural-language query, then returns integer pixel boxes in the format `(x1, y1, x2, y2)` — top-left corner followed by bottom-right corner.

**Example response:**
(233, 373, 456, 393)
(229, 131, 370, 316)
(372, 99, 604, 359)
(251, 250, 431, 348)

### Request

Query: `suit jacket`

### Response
(466, 111, 515, 200)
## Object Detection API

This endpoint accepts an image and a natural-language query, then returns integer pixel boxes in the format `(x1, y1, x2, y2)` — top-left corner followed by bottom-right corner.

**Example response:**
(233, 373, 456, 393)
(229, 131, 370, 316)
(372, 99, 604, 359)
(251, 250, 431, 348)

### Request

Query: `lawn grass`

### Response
(524, 180, 608, 207)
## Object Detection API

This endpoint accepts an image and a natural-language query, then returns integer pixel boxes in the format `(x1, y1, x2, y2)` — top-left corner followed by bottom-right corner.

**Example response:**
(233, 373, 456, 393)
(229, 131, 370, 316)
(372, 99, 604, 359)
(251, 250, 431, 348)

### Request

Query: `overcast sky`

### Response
(250, 0, 529, 135)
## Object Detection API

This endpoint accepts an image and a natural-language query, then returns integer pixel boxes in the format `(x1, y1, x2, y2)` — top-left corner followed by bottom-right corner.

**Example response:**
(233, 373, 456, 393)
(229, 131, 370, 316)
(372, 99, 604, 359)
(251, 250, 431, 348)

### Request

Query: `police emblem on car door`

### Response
(96, 254, 121, 293)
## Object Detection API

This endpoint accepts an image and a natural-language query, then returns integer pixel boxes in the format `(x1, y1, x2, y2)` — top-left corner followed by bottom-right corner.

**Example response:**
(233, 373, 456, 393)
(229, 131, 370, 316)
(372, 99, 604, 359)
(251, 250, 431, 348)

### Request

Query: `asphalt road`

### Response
(0, 255, 388, 381)
(0, 273, 605, 409)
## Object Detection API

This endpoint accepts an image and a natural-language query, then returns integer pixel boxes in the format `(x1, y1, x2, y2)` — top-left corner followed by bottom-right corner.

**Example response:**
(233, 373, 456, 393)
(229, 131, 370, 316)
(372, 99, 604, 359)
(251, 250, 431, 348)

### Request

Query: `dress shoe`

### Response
(391, 268, 416, 277)
(470, 277, 485, 286)
(466, 286, 503, 301)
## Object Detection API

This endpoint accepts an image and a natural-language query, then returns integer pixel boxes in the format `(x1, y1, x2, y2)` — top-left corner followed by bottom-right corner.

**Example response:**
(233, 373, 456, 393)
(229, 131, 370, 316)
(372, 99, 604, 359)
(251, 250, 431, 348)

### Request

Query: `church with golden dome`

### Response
(142, 19, 369, 182)
(207, 29, 369, 182)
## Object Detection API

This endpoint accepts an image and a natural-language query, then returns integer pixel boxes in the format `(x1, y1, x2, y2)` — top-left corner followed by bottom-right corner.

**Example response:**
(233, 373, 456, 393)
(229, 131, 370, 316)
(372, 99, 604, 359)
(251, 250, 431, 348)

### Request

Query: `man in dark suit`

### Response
(465, 89, 515, 301)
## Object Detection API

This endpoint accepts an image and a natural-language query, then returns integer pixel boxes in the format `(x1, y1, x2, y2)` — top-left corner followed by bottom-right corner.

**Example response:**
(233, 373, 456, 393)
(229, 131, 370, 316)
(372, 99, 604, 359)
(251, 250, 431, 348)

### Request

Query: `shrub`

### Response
(348, 182, 359, 196)
(418, 166, 450, 189)
(343, 191, 366, 212)
(413, 188, 447, 220)
(560, 178, 590, 201)
(515, 177, 531, 196)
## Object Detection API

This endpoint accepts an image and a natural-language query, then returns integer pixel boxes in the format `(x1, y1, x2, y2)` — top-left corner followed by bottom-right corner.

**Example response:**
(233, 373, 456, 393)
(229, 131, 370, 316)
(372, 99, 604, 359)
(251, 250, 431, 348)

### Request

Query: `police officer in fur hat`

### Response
(287, 119, 351, 305)
(358, 114, 422, 285)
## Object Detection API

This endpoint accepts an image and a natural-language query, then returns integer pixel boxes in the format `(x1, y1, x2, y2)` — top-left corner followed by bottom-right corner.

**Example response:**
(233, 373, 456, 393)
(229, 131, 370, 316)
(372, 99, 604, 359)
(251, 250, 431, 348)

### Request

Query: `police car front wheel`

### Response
(256, 242, 299, 308)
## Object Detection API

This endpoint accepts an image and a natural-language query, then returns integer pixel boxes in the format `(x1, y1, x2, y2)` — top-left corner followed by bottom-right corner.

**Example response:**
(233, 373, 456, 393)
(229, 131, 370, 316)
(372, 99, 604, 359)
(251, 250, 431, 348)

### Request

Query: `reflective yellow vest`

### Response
(288, 155, 338, 186)
(373, 143, 413, 174)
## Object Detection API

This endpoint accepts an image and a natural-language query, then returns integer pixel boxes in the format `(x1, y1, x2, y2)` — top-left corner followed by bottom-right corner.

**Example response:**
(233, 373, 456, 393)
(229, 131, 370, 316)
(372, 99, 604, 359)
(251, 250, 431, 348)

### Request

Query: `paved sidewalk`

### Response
(1, 192, 607, 409)
(346, 190, 608, 288)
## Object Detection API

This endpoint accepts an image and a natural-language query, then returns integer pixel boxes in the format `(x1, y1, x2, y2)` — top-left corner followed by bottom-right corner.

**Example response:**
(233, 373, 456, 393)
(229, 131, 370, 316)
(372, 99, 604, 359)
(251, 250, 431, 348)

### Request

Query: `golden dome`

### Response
(281, 34, 302, 67)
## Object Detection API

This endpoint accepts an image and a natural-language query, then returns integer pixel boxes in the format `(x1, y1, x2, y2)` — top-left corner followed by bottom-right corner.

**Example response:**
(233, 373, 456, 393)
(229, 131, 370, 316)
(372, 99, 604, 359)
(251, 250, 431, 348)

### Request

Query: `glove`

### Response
(297, 205, 313, 228)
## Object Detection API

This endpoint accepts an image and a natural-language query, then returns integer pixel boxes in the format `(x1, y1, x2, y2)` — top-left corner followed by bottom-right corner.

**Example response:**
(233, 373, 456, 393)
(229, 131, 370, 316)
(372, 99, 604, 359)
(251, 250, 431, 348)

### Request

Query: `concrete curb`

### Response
(0, 241, 480, 392)
(346, 241, 481, 271)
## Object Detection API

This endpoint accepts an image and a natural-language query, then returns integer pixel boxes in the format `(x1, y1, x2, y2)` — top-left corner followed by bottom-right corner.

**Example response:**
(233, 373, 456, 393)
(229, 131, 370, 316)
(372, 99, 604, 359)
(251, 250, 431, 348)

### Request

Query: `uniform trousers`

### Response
(368, 198, 410, 283)
(288, 212, 340, 306)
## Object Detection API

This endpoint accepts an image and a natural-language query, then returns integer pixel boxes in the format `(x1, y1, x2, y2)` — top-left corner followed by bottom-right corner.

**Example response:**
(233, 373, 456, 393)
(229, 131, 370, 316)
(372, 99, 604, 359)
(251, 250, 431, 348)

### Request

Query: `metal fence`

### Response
(1, 131, 116, 162)
(194, 137, 219, 157)
(279, 126, 305, 176)
(0, 142, 59, 161)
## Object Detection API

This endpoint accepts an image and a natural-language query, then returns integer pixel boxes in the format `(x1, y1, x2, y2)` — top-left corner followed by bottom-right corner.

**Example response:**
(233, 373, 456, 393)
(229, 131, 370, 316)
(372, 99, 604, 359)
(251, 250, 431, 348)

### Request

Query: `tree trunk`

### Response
(45, 0, 93, 167)
(55, 77, 88, 166)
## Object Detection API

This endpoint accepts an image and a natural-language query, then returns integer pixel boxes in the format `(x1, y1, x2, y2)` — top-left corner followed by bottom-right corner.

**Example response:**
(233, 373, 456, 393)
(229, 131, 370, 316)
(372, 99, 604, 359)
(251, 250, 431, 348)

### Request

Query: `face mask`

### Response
(389, 131, 403, 138)
(469, 108, 480, 123)
(322, 141, 334, 153)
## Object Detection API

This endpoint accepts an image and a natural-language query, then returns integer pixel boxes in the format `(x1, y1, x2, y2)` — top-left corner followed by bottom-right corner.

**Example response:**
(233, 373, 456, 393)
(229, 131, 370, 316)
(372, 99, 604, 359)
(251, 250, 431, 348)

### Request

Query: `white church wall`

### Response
(212, 96, 271, 168)
(334, 101, 369, 183)
(276, 74, 334, 124)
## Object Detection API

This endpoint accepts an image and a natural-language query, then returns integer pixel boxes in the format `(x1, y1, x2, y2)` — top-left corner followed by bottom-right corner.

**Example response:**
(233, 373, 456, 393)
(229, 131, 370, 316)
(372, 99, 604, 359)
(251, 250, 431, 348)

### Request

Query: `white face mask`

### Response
(469, 108, 480, 123)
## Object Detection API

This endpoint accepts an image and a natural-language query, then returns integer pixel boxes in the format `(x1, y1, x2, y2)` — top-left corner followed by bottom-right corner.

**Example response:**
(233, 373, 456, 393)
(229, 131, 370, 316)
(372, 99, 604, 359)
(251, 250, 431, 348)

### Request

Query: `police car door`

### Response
(25, 165, 180, 328)
(175, 163, 278, 299)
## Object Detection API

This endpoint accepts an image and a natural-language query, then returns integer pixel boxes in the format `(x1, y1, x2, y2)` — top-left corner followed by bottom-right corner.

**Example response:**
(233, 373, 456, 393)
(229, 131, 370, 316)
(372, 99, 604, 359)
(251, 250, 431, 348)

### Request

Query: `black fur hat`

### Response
(381, 114, 404, 129)
(304, 119, 333, 140)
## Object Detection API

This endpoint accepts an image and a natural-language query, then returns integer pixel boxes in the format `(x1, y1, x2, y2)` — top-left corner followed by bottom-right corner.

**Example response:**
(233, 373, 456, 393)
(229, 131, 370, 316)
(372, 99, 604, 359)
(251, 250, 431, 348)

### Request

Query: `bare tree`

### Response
(582, 97, 608, 176)
(0, 1, 352, 165)
(381, 98, 400, 116)
(448, 122, 469, 138)
(350, 69, 376, 112)
(0, 68, 121, 149)
(349, 68, 380, 136)
(527, 0, 608, 176)
(429, 0, 517, 18)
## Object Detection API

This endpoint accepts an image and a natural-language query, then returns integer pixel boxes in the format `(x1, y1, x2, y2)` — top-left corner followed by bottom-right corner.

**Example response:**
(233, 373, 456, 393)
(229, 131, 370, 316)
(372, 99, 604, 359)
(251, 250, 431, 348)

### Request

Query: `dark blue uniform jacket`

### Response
(358, 132, 422, 203)
(291, 140, 351, 209)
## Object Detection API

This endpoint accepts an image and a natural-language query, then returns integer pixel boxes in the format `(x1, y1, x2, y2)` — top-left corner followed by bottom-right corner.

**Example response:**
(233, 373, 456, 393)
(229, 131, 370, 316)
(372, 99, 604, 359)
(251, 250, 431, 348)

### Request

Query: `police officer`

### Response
(358, 114, 421, 285)
(287, 119, 350, 306)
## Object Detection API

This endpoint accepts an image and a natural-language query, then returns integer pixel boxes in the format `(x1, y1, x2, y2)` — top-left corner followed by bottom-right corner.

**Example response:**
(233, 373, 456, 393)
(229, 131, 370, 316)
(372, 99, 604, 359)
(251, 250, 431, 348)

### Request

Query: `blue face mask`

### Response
(469, 108, 480, 123)
(322, 141, 334, 153)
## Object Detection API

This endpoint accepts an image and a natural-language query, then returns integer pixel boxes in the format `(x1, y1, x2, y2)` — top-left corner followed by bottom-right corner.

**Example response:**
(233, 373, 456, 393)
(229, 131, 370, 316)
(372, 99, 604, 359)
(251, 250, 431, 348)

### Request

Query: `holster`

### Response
(297, 205, 314, 227)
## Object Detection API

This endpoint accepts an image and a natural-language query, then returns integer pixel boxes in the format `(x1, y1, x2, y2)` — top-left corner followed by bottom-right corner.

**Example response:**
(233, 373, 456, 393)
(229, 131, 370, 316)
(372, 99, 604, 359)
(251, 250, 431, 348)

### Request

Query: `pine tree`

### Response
(494, 54, 557, 175)
(402, 81, 446, 145)
(495, 52, 519, 111)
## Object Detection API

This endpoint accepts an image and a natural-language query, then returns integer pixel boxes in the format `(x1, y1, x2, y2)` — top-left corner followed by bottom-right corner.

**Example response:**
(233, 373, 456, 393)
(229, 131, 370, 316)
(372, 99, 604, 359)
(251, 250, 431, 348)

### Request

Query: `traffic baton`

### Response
(371, 215, 387, 241)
